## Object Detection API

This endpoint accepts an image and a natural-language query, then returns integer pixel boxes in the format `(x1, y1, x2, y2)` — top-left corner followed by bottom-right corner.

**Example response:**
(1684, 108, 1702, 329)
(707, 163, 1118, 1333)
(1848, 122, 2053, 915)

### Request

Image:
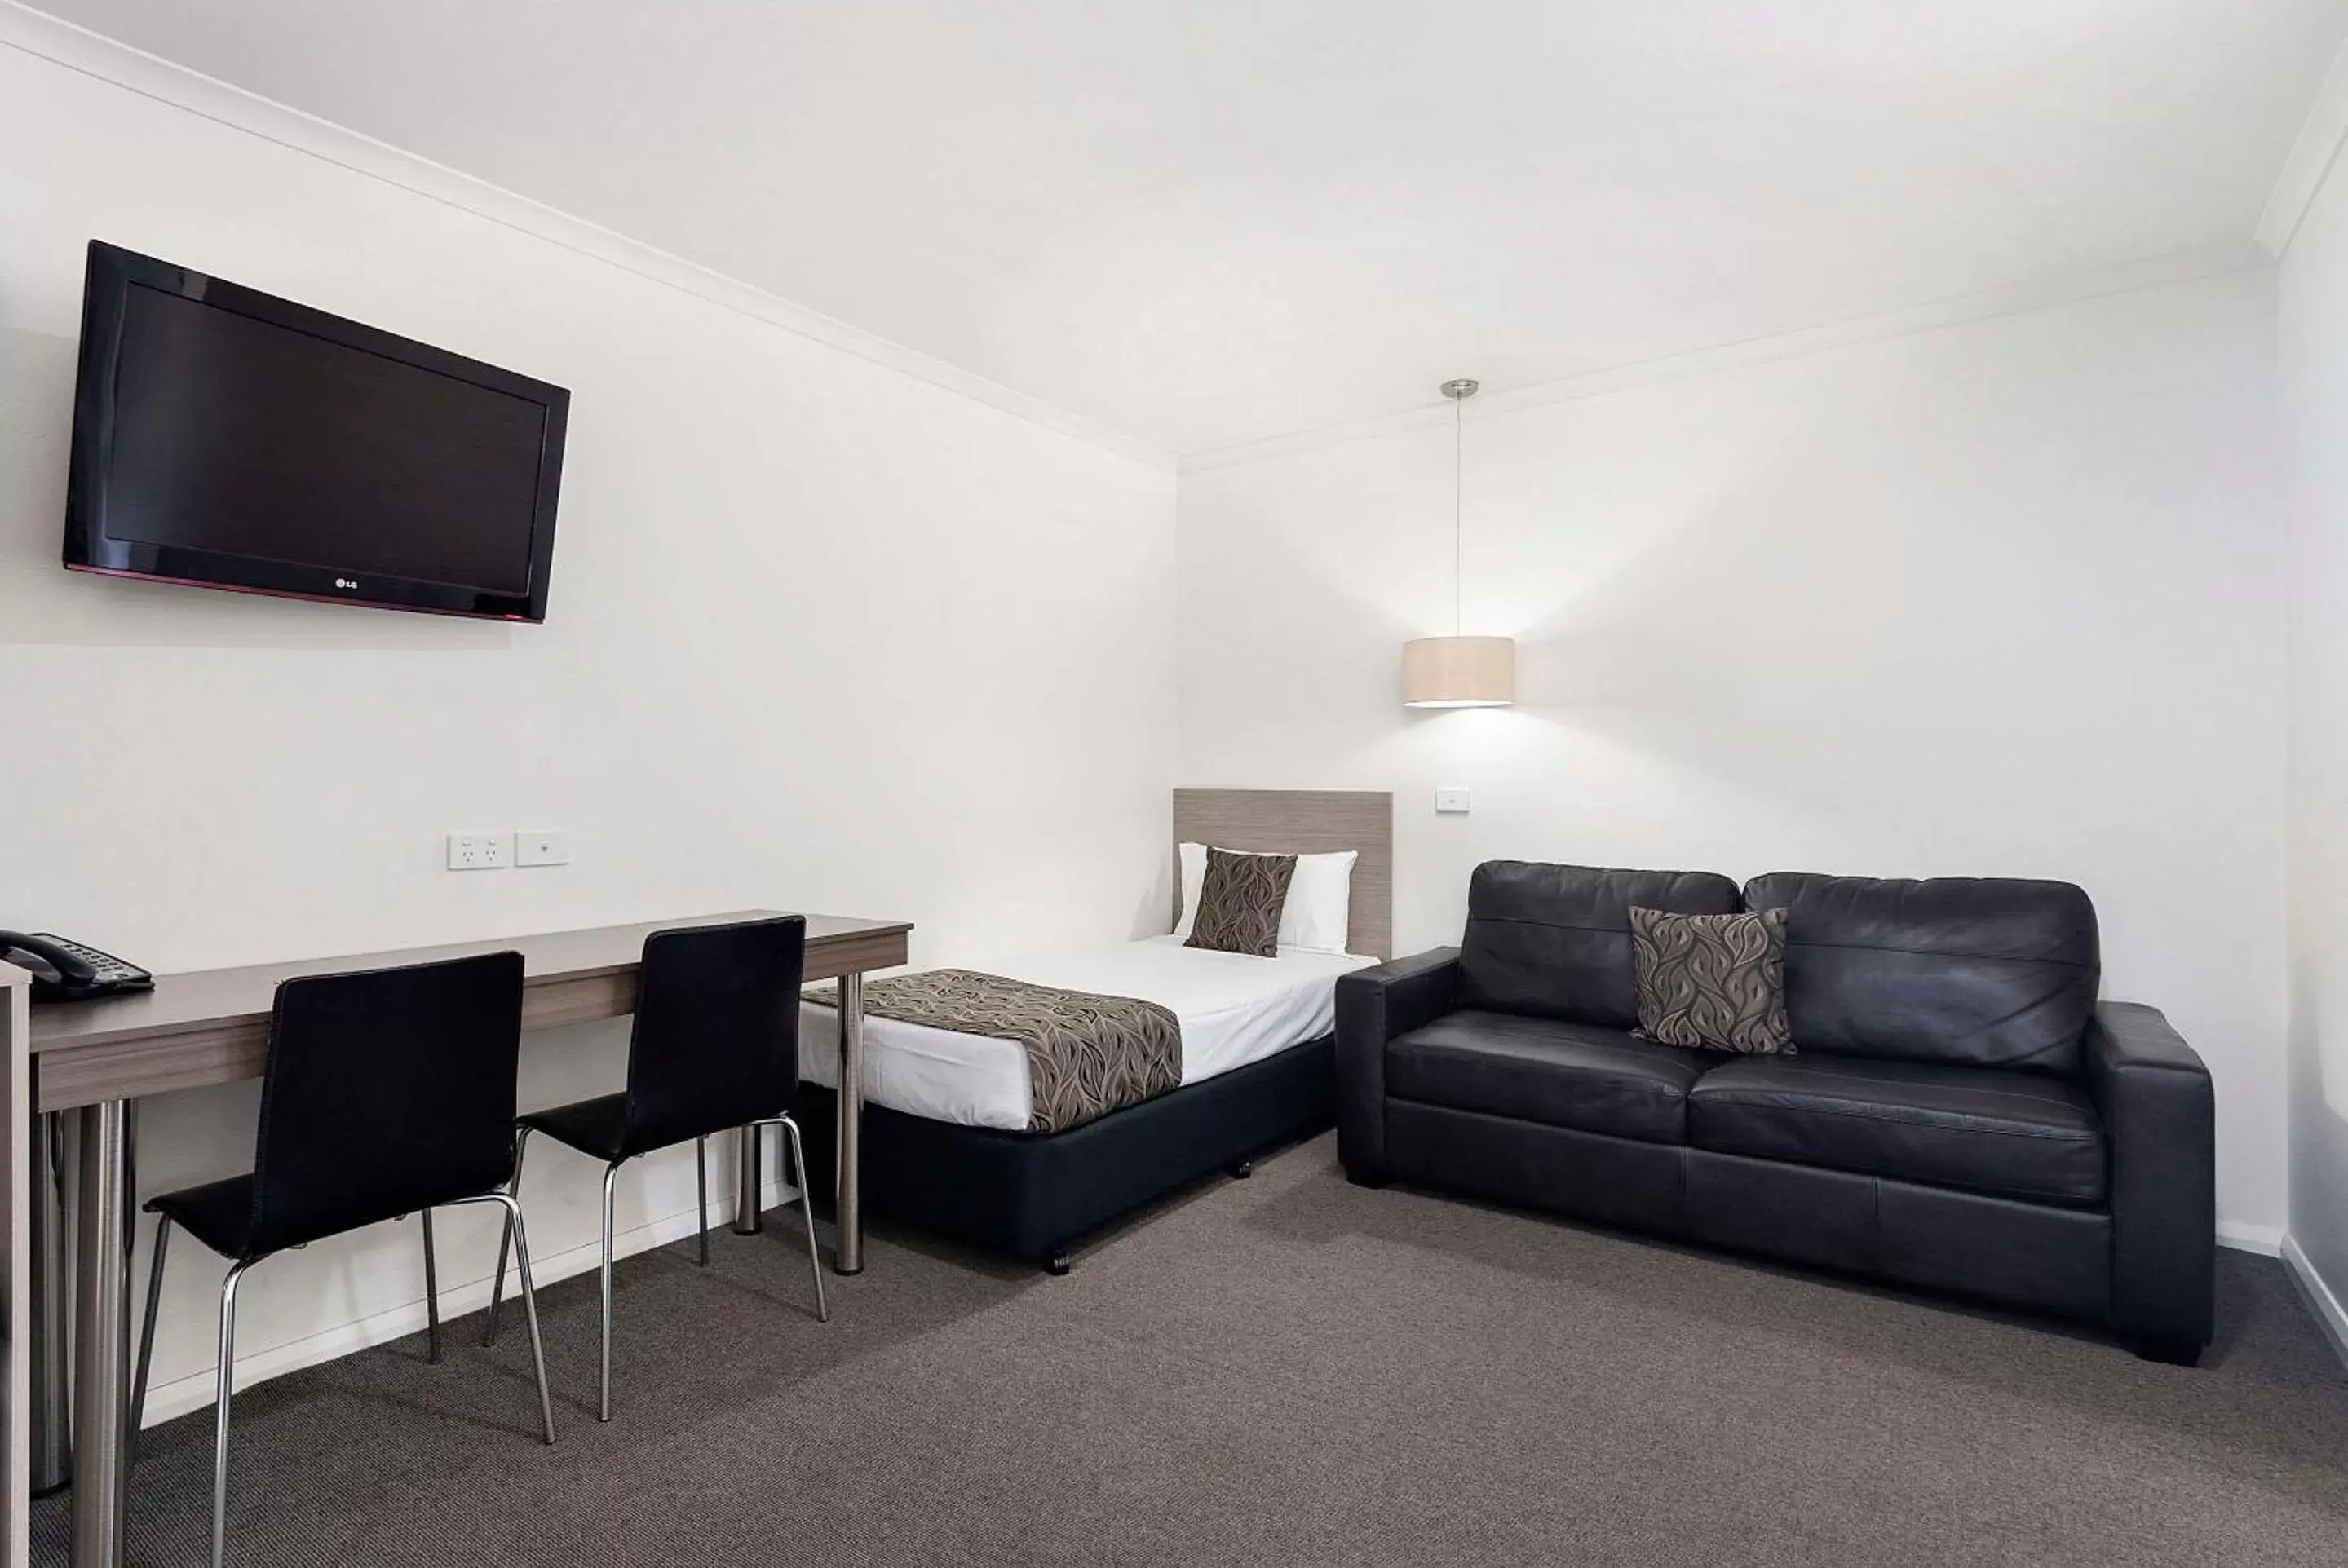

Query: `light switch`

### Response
(515, 830, 570, 867)
(446, 831, 511, 870)
(1435, 788, 1471, 815)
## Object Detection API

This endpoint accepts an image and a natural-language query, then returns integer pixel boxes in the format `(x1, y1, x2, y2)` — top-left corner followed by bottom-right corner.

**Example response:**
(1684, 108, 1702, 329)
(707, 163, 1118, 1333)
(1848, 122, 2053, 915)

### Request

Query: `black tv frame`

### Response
(64, 241, 570, 622)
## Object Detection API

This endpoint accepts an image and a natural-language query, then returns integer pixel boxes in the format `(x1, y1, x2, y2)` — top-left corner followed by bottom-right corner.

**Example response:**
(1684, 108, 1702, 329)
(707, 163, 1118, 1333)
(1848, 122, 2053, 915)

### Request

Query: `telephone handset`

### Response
(0, 931, 153, 1003)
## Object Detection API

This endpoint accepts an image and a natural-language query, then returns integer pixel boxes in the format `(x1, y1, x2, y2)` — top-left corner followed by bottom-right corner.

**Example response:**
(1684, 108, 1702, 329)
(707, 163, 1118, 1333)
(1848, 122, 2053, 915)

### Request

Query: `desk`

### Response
(10, 909, 909, 1568)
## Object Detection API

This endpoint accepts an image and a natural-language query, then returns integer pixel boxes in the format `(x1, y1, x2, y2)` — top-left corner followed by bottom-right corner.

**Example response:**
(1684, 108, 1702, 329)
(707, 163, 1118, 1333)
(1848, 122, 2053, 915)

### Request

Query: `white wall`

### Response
(1179, 270, 2290, 1239)
(0, 42, 1176, 1416)
(2279, 130, 2348, 1352)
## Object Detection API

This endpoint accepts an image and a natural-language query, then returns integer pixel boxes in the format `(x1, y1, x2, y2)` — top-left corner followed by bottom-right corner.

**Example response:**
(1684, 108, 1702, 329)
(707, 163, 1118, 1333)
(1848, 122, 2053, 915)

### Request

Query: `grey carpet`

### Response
(33, 1133, 2348, 1566)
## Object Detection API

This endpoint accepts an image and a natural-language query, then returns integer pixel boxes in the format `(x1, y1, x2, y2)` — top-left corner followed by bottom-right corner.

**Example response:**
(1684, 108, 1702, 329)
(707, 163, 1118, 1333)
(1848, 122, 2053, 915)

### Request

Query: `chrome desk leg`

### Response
(732, 1121, 763, 1236)
(695, 1135, 710, 1265)
(31, 1109, 75, 1497)
(420, 1210, 441, 1364)
(72, 1098, 135, 1568)
(834, 970, 864, 1275)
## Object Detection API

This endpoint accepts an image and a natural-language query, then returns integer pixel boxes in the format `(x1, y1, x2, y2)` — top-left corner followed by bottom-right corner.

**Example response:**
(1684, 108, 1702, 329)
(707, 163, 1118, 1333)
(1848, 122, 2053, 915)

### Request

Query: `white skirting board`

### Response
(2222, 1225, 2348, 1371)
(136, 1176, 808, 1428)
(2215, 1220, 2284, 1257)
(2282, 1235, 2348, 1371)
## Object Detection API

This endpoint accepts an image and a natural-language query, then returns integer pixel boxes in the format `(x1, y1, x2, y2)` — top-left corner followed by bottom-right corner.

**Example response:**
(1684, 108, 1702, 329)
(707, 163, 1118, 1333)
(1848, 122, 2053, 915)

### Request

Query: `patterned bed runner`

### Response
(811, 970, 1182, 1134)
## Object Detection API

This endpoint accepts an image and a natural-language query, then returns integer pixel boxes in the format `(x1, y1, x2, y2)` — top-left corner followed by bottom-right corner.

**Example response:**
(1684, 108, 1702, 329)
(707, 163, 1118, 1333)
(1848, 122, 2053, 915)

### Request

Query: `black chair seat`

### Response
(1688, 1054, 2107, 1206)
(146, 1163, 536, 1261)
(1386, 1009, 1715, 1144)
(521, 1093, 633, 1162)
(148, 1175, 259, 1261)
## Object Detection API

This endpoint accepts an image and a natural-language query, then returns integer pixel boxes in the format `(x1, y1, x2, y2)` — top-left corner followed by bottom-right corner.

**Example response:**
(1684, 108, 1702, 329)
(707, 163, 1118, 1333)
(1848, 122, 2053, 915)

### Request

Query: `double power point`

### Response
(446, 830, 570, 871)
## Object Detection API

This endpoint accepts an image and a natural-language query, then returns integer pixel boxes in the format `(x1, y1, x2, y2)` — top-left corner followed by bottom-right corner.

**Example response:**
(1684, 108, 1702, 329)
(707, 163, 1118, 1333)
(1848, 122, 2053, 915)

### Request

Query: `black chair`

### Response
(484, 914, 825, 1422)
(129, 950, 556, 1568)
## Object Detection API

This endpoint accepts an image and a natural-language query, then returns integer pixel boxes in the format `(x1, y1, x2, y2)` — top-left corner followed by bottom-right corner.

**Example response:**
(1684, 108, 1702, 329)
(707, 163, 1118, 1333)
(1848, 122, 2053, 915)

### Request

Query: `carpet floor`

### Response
(32, 1133, 2348, 1566)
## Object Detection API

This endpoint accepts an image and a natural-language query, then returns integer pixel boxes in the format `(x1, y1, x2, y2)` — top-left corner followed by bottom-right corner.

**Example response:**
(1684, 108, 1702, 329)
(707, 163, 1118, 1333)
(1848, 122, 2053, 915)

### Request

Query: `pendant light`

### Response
(1402, 378, 1514, 708)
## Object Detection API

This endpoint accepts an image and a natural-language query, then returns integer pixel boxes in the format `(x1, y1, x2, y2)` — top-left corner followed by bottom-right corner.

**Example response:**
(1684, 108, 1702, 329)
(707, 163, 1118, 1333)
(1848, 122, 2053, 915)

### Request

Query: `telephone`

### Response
(0, 932, 153, 1003)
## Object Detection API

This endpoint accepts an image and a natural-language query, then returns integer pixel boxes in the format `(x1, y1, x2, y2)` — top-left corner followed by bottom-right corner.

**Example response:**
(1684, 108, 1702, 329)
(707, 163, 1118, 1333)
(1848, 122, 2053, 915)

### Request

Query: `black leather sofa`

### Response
(1335, 862, 2216, 1363)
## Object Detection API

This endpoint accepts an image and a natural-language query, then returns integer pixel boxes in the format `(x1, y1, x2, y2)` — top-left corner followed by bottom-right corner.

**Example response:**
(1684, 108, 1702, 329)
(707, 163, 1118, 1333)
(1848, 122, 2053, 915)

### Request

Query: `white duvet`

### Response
(798, 935, 1377, 1131)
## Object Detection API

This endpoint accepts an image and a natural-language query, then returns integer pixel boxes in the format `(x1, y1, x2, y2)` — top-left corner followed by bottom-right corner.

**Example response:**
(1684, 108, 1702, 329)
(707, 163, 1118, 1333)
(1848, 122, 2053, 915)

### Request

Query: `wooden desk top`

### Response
(25, 910, 912, 1113)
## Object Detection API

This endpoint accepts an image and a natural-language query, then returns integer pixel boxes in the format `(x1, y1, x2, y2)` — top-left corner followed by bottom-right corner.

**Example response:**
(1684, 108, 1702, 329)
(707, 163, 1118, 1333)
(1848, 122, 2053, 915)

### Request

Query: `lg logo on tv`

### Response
(333, 577, 358, 590)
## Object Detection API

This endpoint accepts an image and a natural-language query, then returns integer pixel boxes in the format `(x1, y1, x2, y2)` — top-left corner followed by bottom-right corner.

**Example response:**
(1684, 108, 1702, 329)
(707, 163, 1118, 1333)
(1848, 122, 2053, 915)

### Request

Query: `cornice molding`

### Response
(2258, 29, 2348, 258)
(1180, 244, 2266, 475)
(0, 2, 1176, 472)
(2, 0, 2302, 473)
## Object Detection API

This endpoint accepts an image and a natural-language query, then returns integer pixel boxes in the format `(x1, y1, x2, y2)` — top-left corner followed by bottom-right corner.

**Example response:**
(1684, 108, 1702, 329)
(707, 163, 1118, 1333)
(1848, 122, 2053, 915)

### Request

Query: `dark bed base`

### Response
(794, 1033, 1335, 1272)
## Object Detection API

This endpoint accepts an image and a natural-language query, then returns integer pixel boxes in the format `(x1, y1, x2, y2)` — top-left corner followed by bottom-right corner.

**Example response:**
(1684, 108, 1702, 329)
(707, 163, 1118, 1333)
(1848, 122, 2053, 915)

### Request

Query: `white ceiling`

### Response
(31, 0, 2348, 455)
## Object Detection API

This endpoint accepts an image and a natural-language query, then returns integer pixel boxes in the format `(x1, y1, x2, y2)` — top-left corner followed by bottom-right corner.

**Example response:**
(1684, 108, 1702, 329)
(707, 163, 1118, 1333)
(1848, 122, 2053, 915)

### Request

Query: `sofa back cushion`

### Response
(1460, 861, 1741, 1027)
(1743, 872, 2098, 1074)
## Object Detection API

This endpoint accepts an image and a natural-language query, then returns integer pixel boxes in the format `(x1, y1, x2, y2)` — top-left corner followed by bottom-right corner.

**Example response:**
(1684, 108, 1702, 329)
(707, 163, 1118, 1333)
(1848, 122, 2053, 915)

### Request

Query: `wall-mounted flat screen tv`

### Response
(64, 241, 569, 621)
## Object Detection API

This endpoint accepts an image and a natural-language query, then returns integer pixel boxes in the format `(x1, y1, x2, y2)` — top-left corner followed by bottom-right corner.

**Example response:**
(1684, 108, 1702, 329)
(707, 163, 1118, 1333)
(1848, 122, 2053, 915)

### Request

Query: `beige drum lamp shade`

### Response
(1402, 635, 1515, 708)
(1404, 378, 1514, 709)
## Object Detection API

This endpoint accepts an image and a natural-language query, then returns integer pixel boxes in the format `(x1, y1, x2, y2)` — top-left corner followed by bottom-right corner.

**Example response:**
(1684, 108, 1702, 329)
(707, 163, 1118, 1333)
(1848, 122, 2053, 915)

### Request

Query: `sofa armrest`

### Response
(1333, 948, 1461, 1183)
(2085, 1002, 2214, 1360)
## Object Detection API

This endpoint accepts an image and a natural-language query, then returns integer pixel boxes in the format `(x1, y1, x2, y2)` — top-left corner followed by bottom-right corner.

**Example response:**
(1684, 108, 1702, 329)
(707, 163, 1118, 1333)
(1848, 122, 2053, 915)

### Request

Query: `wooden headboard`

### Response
(1172, 788, 1395, 959)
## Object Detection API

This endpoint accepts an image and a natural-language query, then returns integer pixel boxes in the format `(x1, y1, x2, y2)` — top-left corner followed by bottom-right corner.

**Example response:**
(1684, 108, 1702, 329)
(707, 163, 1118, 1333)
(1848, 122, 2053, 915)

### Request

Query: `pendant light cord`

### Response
(1439, 377, 1478, 638)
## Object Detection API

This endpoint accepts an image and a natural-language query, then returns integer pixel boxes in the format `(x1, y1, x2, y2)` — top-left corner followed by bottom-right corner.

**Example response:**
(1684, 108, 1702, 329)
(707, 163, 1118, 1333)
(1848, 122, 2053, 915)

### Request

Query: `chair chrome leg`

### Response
(599, 1160, 620, 1423)
(696, 1134, 710, 1267)
(484, 1124, 532, 1347)
(480, 1193, 558, 1446)
(445, 1191, 556, 1445)
(776, 1116, 829, 1323)
(130, 1214, 173, 1445)
(210, 1260, 254, 1568)
(421, 1209, 442, 1364)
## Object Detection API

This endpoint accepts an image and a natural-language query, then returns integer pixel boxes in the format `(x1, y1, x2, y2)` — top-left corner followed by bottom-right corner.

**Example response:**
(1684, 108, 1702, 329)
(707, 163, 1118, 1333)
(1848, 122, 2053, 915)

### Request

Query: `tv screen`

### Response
(64, 241, 569, 621)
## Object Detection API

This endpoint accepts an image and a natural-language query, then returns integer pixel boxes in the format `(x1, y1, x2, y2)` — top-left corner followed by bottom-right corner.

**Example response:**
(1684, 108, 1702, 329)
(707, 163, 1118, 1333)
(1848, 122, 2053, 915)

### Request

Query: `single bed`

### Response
(794, 788, 1392, 1272)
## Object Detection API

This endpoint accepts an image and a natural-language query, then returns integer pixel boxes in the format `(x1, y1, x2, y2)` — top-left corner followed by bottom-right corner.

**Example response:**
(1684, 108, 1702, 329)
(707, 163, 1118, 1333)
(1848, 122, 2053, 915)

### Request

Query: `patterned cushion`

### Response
(1629, 906, 1793, 1053)
(1185, 848, 1296, 958)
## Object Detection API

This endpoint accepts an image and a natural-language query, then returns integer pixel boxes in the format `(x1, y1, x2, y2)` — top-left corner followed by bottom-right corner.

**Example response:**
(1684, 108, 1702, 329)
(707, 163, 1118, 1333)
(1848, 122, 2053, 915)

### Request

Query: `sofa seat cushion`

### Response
(1386, 1009, 1714, 1144)
(1687, 1054, 2106, 1206)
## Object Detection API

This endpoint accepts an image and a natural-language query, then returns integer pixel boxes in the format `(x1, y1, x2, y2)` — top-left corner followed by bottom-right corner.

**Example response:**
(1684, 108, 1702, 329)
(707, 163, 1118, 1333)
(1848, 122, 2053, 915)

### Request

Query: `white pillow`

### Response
(1174, 841, 1358, 955)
